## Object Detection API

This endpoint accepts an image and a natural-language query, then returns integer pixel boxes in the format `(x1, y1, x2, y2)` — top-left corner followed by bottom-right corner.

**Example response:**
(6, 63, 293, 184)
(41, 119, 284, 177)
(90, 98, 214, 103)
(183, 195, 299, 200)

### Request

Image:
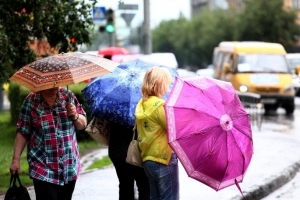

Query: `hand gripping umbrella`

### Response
(9, 52, 119, 92)
(82, 59, 178, 127)
(164, 76, 253, 194)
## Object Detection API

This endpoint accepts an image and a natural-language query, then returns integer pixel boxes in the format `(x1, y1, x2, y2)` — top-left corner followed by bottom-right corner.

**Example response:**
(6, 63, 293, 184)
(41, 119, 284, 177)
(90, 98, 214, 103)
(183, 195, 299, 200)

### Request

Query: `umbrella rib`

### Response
(220, 130, 231, 186)
(232, 115, 252, 139)
(221, 128, 247, 185)
(194, 126, 224, 169)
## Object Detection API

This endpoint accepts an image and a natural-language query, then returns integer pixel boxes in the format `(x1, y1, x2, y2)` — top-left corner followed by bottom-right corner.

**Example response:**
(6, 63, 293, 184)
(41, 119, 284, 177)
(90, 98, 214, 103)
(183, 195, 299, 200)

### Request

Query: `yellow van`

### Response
(213, 41, 296, 114)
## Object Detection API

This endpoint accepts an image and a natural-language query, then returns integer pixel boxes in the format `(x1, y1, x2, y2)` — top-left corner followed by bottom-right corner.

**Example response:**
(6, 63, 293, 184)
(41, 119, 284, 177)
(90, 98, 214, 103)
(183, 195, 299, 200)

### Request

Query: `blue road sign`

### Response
(93, 7, 106, 21)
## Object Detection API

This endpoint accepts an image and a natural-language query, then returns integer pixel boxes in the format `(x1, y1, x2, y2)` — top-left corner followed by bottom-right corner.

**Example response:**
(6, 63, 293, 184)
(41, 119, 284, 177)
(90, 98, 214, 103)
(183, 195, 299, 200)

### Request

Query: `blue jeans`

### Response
(143, 153, 179, 200)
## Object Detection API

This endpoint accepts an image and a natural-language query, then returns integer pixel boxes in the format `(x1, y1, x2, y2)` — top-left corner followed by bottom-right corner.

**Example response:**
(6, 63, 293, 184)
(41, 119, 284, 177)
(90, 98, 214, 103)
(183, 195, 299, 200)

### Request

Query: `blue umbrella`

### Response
(82, 59, 178, 127)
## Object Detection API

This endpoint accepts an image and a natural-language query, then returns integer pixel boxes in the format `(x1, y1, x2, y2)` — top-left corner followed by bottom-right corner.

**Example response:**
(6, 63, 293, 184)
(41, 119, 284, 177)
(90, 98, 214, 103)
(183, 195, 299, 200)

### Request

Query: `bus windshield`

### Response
(237, 54, 290, 73)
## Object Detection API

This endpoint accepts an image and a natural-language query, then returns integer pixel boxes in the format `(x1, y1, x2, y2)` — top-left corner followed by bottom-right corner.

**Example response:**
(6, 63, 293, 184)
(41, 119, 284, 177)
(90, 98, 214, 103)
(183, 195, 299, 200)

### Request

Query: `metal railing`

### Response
(236, 91, 264, 131)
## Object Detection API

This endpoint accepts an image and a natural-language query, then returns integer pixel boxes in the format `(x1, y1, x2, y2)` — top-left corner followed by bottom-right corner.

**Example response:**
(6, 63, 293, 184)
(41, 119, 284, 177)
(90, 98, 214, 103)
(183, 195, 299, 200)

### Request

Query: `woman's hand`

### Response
(10, 159, 20, 174)
(66, 102, 78, 120)
(66, 103, 87, 129)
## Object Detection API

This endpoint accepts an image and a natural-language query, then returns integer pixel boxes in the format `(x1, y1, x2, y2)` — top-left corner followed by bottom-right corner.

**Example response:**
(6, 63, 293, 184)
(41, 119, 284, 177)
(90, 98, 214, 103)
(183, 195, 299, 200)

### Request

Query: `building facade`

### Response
(191, 0, 229, 15)
(191, 0, 300, 16)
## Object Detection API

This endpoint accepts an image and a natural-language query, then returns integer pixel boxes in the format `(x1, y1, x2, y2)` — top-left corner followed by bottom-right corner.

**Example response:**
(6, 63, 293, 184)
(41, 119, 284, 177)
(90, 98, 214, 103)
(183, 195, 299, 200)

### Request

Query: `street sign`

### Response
(121, 13, 136, 27)
(118, 4, 138, 10)
(93, 7, 106, 21)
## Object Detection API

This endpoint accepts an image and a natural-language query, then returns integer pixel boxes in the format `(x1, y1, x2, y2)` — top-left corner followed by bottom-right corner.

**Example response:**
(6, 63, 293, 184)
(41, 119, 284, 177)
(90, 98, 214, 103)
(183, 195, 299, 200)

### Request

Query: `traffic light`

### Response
(99, 26, 105, 33)
(105, 8, 115, 33)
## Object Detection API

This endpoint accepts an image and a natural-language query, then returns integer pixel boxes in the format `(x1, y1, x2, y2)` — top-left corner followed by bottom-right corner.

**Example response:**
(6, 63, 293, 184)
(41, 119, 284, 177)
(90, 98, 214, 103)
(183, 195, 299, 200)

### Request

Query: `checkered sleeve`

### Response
(70, 91, 86, 118)
(16, 97, 33, 139)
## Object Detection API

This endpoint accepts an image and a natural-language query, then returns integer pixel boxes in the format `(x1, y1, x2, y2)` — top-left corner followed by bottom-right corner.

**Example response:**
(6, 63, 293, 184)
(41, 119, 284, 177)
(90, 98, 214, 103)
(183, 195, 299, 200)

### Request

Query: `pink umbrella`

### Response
(164, 76, 253, 192)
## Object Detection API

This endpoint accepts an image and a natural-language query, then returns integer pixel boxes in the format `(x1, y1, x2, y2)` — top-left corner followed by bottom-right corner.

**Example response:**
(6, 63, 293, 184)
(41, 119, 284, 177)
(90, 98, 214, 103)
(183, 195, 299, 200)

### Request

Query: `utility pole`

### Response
(143, 0, 152, 54)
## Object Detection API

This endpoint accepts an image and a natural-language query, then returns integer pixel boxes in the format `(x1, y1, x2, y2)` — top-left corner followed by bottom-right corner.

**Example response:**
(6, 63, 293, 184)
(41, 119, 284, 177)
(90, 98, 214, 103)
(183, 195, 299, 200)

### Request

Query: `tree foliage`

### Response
(0, 0, 97, 87)
(187, 9, 238, 68)
(152, 18, 190, 68)
(239, 0, 298, 51)
(152, 0, 299, 69)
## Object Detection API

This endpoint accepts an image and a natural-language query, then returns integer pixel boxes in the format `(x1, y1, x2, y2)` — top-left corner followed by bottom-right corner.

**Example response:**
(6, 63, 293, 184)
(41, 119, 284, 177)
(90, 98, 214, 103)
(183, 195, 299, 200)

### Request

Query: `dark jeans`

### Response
(143, 154, 179, 200)
(33, 178, 76, 200)
(111, 158, 150, 200)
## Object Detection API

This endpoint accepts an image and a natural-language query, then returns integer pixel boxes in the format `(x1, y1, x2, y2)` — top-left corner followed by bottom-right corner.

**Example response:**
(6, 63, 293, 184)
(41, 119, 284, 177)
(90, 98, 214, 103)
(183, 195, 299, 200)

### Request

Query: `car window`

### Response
(287, 58, 300, 70)
(237, 54, 289, 73)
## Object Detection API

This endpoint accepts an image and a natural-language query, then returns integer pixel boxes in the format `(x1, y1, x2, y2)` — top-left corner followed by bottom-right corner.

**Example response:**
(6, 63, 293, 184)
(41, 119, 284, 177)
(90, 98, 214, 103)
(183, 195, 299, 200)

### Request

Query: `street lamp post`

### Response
(143, 0, 152, 54)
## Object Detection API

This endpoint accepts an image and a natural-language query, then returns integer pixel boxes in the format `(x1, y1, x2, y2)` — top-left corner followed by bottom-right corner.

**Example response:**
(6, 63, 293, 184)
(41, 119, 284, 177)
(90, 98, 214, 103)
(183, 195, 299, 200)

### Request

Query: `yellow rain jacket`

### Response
(135, 96, 173, 165)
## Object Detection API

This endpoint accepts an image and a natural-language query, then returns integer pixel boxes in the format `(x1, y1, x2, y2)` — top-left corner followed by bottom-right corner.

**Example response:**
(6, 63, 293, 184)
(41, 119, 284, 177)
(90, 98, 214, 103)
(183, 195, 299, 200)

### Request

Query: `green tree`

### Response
(0, 0, 97, 87)
(238, 0, 298, 51)
(152, 9, 238, 68)
(187, 9, 239, 68)
(152, 1, 299, 68)
(152, 17, 190, 68)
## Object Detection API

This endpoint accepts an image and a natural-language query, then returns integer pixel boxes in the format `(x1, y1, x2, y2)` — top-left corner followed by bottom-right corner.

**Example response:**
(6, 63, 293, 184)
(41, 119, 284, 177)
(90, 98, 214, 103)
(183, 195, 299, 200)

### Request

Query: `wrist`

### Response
(12, 157, 20, 161)
(72, 113, 79, 122)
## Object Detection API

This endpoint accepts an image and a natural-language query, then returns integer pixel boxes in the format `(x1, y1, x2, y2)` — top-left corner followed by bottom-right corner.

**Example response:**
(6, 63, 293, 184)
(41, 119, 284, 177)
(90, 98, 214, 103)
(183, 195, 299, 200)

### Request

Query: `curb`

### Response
(230, 161, 300, 200)
(80, 147, 108, 172)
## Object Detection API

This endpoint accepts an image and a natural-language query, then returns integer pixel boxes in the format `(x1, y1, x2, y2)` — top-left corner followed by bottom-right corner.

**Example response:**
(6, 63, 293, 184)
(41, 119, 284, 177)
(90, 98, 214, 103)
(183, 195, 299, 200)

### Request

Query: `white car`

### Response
(176, 69, 197, 77)
(286, 53, 300, 96)
(196, 65, 214, 78)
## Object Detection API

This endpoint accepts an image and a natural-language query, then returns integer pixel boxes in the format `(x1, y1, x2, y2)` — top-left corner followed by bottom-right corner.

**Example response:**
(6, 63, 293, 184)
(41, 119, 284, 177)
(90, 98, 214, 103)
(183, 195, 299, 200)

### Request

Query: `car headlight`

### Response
(239, 84, 250, 92)
(284, 84, 293, 92)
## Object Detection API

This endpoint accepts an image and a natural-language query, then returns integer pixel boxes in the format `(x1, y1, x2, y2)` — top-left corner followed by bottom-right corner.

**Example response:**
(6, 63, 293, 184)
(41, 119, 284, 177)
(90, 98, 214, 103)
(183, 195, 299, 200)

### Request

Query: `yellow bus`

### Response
(213, 41, 297, 115)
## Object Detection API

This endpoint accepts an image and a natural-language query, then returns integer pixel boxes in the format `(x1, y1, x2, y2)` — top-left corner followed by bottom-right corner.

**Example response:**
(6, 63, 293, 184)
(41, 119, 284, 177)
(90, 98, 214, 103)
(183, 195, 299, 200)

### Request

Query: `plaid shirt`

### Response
(16, 87, 86, 185)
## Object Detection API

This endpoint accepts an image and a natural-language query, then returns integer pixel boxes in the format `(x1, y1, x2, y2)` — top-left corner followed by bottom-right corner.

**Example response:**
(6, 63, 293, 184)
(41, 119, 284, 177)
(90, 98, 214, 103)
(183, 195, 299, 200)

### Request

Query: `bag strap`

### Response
(9, 173, 14, 187)
(10, 172, 23, 188)
(15, 173, 23, 186)
(132, 121, 137, 141)
(90, 117, 97, 133)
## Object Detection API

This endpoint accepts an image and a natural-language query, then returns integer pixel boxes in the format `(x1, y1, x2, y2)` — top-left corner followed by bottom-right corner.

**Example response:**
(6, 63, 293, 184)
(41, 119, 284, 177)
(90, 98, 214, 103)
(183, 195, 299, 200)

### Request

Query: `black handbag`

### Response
(4, 173, 31, 200)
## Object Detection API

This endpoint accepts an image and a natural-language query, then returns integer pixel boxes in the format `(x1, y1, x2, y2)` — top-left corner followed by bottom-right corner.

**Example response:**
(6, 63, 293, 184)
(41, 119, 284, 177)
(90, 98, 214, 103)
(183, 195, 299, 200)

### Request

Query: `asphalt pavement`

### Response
(1, 124, 300, 200)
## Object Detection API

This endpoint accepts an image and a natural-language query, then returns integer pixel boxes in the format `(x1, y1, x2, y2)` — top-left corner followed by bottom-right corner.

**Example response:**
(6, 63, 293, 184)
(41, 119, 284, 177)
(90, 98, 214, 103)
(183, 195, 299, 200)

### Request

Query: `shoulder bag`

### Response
(126, 123, 143, 168)
(85, 117, 110, 146)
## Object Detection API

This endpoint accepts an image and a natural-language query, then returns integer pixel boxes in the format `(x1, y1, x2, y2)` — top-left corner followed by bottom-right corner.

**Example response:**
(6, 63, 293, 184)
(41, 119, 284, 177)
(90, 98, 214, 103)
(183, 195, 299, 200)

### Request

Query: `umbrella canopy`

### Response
(164, 76, 253, 191)
(98, 46, 129, 56)
(82, 59, 178, 127)
(9, 52, 119, 92)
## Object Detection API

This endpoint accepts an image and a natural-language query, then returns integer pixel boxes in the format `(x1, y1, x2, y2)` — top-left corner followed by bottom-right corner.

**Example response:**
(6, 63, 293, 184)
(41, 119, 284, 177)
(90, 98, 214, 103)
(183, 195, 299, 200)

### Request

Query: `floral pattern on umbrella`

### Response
(82, 59, 178, 127)
(9, 52, 119, 92)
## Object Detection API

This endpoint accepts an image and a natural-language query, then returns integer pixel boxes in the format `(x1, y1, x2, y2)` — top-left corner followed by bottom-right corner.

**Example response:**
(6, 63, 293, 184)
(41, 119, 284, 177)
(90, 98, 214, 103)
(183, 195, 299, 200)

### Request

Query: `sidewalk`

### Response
(72, 127, 300, 200)
(1, 126, 300, 200)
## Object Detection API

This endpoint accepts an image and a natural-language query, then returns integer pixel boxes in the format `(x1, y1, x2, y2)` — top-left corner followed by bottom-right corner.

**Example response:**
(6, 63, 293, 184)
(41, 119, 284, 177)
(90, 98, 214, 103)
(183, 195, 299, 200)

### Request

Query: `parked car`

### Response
(286, 53, 300, 96)
(139, 52, 178, 69)
(196, 64, 214, 78)
(176, 69, 197, 77)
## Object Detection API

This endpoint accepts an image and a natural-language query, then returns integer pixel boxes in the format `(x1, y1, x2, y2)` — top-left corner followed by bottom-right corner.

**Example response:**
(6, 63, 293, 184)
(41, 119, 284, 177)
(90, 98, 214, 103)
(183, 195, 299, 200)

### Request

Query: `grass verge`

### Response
(86, 156, 112, 170)
(0, 110, 109, 195)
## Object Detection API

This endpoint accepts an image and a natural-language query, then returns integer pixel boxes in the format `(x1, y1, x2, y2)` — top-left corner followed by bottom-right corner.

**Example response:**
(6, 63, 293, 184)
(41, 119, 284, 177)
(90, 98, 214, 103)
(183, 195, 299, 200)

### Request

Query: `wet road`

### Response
(262, 98, 300, 136)
(260, 97, 300, 199)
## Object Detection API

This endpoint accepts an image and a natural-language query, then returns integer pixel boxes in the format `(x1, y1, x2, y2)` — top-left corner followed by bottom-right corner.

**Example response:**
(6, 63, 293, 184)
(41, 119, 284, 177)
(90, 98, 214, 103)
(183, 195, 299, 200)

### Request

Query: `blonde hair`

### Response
(141, 66, 172, 101)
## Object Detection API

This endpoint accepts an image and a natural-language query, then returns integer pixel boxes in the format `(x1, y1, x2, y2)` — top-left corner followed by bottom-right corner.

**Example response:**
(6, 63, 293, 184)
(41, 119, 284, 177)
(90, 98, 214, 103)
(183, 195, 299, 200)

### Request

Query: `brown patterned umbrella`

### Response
(9, 52, 119, 92)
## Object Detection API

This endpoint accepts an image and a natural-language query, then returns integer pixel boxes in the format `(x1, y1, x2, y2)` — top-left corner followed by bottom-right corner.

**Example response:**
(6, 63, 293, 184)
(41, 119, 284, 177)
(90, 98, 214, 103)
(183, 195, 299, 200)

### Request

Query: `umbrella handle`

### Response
(66, 85, 72, 103)
(235, 179, 247, 200)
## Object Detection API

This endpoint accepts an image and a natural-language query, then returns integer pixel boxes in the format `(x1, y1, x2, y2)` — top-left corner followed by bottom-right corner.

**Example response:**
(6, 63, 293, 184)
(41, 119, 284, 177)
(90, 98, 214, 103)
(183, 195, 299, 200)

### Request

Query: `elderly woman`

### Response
(9, 87, 87, 200)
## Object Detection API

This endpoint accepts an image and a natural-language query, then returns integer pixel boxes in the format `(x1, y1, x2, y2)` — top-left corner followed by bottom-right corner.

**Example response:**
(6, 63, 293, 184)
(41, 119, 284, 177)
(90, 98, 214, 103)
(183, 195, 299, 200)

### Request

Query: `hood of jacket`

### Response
(135, 96, 165, 120)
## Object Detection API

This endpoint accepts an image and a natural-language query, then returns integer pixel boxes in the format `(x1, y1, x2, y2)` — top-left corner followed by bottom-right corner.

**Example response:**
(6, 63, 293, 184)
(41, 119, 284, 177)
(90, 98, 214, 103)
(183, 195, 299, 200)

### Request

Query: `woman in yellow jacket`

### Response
(135, 66, 179, 200)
